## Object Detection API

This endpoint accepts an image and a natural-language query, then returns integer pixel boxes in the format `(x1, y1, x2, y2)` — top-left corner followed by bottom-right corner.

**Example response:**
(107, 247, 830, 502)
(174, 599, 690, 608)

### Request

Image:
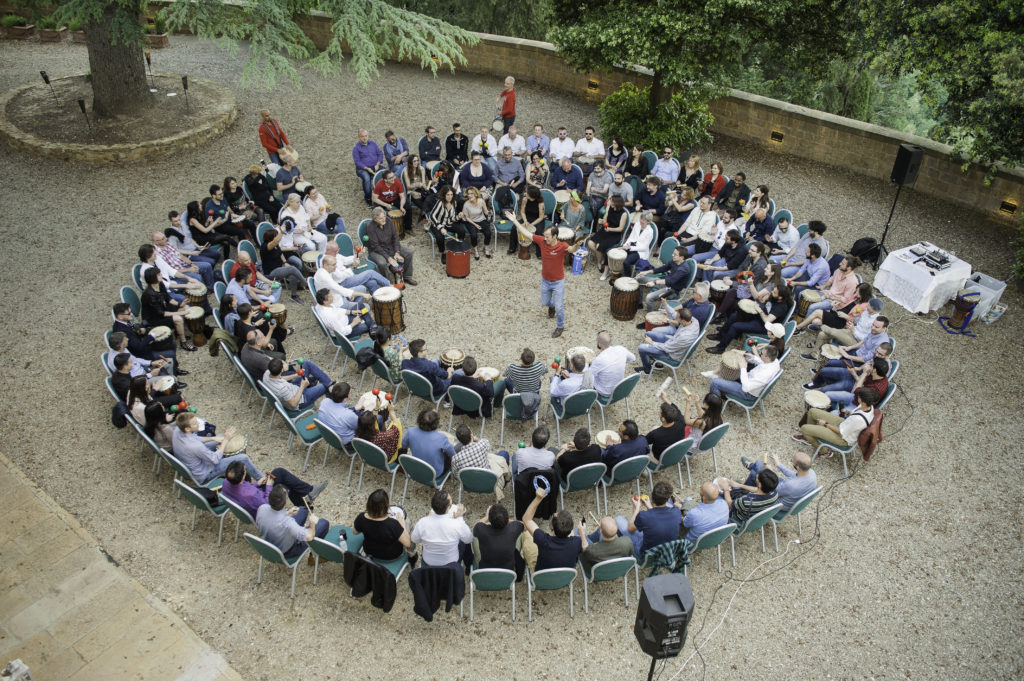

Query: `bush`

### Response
(67, 20, 81, 31)
(1, 14, 29, 27)
(35, 15, 57, 29)
(151, 14, 167, 34)
(598, 82, 715, 154)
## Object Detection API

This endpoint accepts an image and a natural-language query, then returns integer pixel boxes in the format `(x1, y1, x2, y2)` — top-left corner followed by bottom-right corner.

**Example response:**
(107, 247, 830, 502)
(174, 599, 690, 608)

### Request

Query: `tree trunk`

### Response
(651, 70, 671, 113)
(85, 4, 152, 118)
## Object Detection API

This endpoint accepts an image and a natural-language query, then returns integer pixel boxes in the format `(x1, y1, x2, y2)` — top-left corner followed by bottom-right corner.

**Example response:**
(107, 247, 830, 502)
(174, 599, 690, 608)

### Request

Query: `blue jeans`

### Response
(341, 270, 390, 294)
(205, 447, 263, 484)
(646, 326, 675, 343)
(638, 344, 673, 373)
(496, 450, 510, 463)
(586, 515, 643, 558)
(824, 390, 855, 409)
(807, 299, 832, 315)
(356, 168, 375, 202)
(283, 508, 330, 558)
(181, 261, 214, 289)
(268, 151, 281, 165)
(290, 359, 332, 409)
(781, 265, 801, 278)
(541, 277, 565, 328)
(709, 377, 756, 401)
(691, 249, 719, 264)
(701, 258, 726, 282)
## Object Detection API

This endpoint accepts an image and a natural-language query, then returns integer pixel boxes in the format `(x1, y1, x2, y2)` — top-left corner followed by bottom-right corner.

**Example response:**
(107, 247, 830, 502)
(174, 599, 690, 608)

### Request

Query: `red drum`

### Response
(446, 240, 471, 278)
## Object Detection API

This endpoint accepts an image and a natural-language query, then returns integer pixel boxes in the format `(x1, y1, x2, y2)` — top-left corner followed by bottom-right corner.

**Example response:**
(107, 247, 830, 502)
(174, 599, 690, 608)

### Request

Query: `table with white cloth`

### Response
(874, 243, 972, 313)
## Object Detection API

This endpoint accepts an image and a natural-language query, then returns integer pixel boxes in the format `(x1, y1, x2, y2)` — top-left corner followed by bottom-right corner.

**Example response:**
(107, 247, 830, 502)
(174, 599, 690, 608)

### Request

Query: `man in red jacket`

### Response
(258, 109, 289, 164)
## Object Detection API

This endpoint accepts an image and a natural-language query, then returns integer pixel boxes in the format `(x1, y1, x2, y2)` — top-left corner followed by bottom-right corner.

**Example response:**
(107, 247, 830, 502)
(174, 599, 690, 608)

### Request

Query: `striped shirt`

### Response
(731, 490, 779, 524)
(503, 361, 548, 394)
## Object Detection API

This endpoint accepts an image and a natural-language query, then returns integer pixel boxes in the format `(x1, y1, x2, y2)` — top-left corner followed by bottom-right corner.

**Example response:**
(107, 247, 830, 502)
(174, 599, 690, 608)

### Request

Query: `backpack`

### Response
(355, 346, 379, 371)
(850, 237, 880, 265)
(857, 409, 884, 461)
(494, 185, 515, 215)
(111, 401, 129, 429)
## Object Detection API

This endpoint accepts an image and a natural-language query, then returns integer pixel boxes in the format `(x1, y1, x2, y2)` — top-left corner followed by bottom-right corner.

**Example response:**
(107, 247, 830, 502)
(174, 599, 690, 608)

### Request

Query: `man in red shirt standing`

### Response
(496, 76, 516, 135)
(507, 211, 579, 338)
(258, 109, 289, 164)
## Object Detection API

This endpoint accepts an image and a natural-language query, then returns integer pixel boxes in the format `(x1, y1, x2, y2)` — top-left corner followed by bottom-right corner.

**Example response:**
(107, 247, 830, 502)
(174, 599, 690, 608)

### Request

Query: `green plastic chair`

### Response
(540, 188, 557, 221)
(767, 198, 776, 216)
(685, 522, 737, 575)
(581, 556, 638, 614)
(492, 192, 520, 250)
(174, 480, 229, 546)
(270, 402, 323, 471)
(625, 175, 641, 198)
(314, 419, 357, 482)
(352, 437, 400, 496)
(558, 462, 605, 514)
(369, 551, 410, 582)
(499, 393, 538, 448)
(457, 467, 499, 503)
(398, 454, 450, 505)
(770, 486, 822, 551)
(401, 369, 444, 420)
(642, 149, 658, 170)
(773, 208, 793, 227)
(527, 567, 576, 621)
(684, 422, 729, 486)
(645, 312, 712, 390)
(131, 263, 145, 290)
(596, 373, 642, 429)
(120, 285, 141, 317)
(357, 219, 371, 248)
(878, 384, 896, 410)
(658, 236, 680, 266)
(221, 258, 235, 286)
(797, 223, 809, 238)
(255, 222, 273, 246)
(234, 357, 270, 420)
(811, 439, 857, 478)
(723, 369, 784, 434)
(238, 239, 259, 265)
(212, 281, 227, 308)
(549, 389, 597, 443)
(159, 448, 223, 498)
(646, 437, 694, 490)
(446, 385, 486, 438)
(100, 351, 113, 377)
(334, 231, 375, 273)
(219, 494, 256, 544)
(600, 455, 649, 514)
(365, 357, 403, 397)
(729, 504, 783, 566)
(243, 532, 308, 599)
(469, 568, 517, 621)
(309, 525, 364, 585)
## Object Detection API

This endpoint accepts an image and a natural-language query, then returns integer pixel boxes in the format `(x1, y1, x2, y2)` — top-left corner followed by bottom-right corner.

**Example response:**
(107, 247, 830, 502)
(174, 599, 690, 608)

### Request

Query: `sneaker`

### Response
(700, 370, 717, 378)
(802, 381, 818, 390)
(636, 321, 646, 329)
(308, 480, 329, 502)
(181, 340, 197, 352)
(791, 434, 809, 444)
(740, 455, 753, 469)
(404, 278, 418, 286)
(705, 346, 725, 355)
(633, 367, 650, 375)
(800, 353, 816, 360)
(290, 294, 303, 304)
(551, 327, 563, 338)
(791, 327, 805, 336)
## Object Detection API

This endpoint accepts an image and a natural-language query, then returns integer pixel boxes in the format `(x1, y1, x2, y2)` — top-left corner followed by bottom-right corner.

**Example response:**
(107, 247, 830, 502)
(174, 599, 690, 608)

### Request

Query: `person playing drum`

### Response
(560, 190, 588, 239)
(429, 185, 468, 265)
(588, 194, 628, 281)
(140, 266, 196, 351)
(459, 187, 494, 259)
(705, 285, 792, 354)
(793, 256, 861, 327)
(315, 254, 373, 310)
(372, 170, 410, 234)
(636, 245, 694, 316)
(515, 185, 547, 257)
(621, 211, 656, 277)
(785, 243, 830, 297)
(697, 228, 748, 282)
(259, 228, 306, 303)
(315, 290, 371, 339)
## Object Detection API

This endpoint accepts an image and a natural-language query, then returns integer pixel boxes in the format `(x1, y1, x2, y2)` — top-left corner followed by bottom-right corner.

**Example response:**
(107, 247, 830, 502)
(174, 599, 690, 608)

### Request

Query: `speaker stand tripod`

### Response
(874, 183, 903, 270)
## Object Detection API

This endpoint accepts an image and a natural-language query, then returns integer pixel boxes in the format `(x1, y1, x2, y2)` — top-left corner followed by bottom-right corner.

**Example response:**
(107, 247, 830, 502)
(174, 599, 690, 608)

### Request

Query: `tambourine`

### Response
(532, 476, 551, 494)
(735, 270, 754, 282)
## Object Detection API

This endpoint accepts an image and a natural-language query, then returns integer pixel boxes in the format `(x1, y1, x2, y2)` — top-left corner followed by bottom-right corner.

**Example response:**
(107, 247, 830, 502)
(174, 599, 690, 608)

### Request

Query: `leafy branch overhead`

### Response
(161, 0, 479, 89)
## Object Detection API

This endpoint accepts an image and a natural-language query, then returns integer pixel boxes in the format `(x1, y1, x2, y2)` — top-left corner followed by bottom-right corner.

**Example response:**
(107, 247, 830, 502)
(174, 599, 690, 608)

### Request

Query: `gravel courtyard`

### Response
(1, 36, 1022, 681)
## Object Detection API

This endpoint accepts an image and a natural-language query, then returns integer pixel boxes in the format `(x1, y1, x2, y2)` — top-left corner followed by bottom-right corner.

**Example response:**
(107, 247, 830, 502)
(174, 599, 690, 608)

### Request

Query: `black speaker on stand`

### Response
(635, 574, 695, 681)
(874, 143, 923, 269)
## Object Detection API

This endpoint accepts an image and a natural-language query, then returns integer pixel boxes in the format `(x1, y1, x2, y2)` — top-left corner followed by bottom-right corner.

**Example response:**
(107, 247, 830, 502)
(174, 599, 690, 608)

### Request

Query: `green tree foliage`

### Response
(598, 82, 714, 152)
(858, 0, 1024, 167)
(391, 0, 553, 40)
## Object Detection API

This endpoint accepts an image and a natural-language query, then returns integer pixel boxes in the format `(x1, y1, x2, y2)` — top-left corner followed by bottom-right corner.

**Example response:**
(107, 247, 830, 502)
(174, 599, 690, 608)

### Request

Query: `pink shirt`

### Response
(827, 270, 859, 307)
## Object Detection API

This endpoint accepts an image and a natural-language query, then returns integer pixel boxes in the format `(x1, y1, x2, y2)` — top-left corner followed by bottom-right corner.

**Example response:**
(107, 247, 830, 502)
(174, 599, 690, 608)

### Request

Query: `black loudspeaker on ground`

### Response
(634, 573, 695, 661)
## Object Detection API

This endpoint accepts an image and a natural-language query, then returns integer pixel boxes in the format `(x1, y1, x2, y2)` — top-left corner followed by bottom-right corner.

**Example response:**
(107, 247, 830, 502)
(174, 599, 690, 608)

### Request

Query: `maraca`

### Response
(259, 304, 267, 311)
(384, 392, 393, 401)
(170, 404, 179, 412)
(372, 387, 380, 396)
(296, 368, 305, 377)
(295, 358, 304, 366)
(518, 441, 526, 449)
(265, 311, 272, 319)
(188, 407, 197, 413)
(271, 282, 280, 289)
(355, 246, 362, 254)
(178, 401, 187, 411)
(361, 235, 370, 242)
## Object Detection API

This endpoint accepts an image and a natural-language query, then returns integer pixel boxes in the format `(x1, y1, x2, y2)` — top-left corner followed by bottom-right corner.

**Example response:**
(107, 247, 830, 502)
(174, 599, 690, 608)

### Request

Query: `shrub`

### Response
(35, 15, 57, 29)
(1, 14, 29, 27)
(67, 19, 81, 31)
(598, 82, 715, 154)
(151, 14, 166, 34)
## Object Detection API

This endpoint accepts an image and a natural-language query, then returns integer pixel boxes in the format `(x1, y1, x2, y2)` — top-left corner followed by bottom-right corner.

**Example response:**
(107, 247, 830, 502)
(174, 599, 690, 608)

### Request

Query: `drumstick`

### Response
(589, 511, 601, 525)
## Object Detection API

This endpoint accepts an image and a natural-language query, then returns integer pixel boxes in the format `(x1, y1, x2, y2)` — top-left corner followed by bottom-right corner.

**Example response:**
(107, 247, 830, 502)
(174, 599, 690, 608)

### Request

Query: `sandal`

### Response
(484, 249, 492, 258)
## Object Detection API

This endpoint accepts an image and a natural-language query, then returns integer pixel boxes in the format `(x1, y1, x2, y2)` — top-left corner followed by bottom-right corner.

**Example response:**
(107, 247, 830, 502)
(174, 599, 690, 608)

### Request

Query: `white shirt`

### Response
(589, 346, 637, 397)
(316, 304, 357, 337)
(471, 134, 498, 159)
(839, 407, 875, 445)
(313, 267, 355, 303)
(549, 137, 575, 162)
(329, 254, 358, 283)
(140, 261, 176, 288)
(771, 225, 801, 252)
(410, 511, 473, 567)
(709, 221, 732, 250)
(497, 133, 526, 156)
(574, 137, 605, 158)
(738, 358, 781, 397)
(852, 310, 879, 341)
(622, 223, 654, 261)
(515, 446, 556, 472)
(302, 194, 329, 225)
(682, 209, 718, 240)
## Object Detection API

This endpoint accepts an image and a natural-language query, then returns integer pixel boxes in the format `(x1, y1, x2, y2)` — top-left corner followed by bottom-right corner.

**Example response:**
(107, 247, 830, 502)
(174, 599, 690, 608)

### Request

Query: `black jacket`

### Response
(343, 552, 398, 613)
(408, 563, 465, 622)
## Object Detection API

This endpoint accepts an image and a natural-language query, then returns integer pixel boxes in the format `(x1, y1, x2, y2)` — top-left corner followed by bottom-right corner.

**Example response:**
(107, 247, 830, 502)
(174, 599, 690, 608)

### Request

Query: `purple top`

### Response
(353, 140, 383, 171)
(220, 479, 269, 518)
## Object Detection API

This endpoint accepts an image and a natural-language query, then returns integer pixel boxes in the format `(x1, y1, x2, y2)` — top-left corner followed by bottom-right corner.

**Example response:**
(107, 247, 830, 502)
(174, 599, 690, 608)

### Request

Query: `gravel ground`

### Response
(2, 37, 1023, 681)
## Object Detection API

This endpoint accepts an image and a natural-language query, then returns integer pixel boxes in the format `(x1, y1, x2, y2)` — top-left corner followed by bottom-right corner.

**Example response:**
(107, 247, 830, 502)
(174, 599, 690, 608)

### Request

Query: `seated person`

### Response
(600, 420, 649, 471)
(410, 491, 472, 568)
(458, 152, 496, 195)
(680, 482, 729, 543)
(234, 302, 288, 355)
(428, 185, 468, 263)
(794, 386, 881, 450)
(515, 426, 557, 473)
(231, 250, 282, 304)
(402, 407, 455, 475)
(718, 467, 779, 524)
(554, 428, 603, 479)
(587, 481, 681, 559)
(225, 267, 276, 308)
(620, 211, 656, 277)
(674, 195, 717, 250)
(140, 266, 192, 350)
(645, 396, 688, 461)
(449, 356, 500, 419)
(314, 255, 372, 311)
(301, 185, 342, 234)
(708, 345, 781, 402)
(823, 357, 890, 413)
(106, 331, 172, 380)
(794, 256, 863, 332)
(660, 282, 712, 330)
(401, 339, 453, 399)
(585, 161, 615, 224)
(690, 207, 735, 265)
(372, 170, 409, 233)
(256, 484, 330, 559)
(473, 503, 525, 578)
(682, 392, 724, 452)
(587, 194, 628, 279)
(806, 318, 891, 385)
(451, 425, 511, 500)
(737, 452, 816, 511)
(786, 243, 830, 297)
(550, 157, 584, 194)
(322, 242, 390, 293)
(171, 413, 261, 485)
(239, 331, 283, 381)
(317, 381, 358, 445)
(578, 515, 635, 574)
(364, 207, 418, 286)
(776, 221, 828, 278)
(111, 302, 176, 364)
(636, 308, 700, 375)
(221, 460, 327, 519)
(279, 194, 327, 252)
(444, 124, 468, 168)
(743, 205, 775, 243)
(258, 228, 305, 303)
(494, 147, 525, 194)
(353, 488, 415, 562)
(636, 245, 694, 315)
(355, 409, 403, 463)
(315, 289, 370, 339)
(549, 353, 587, 410)
(573, 126, 604, 174)
(765, 215, 801, 256)
(705, 285, 793, 354)
(633, 177, 666, 219)
(522, 487, 581, 571)
(262, 357, 332, 411)
(697, 229, 748, 282)
(502, 347, 548, 409)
